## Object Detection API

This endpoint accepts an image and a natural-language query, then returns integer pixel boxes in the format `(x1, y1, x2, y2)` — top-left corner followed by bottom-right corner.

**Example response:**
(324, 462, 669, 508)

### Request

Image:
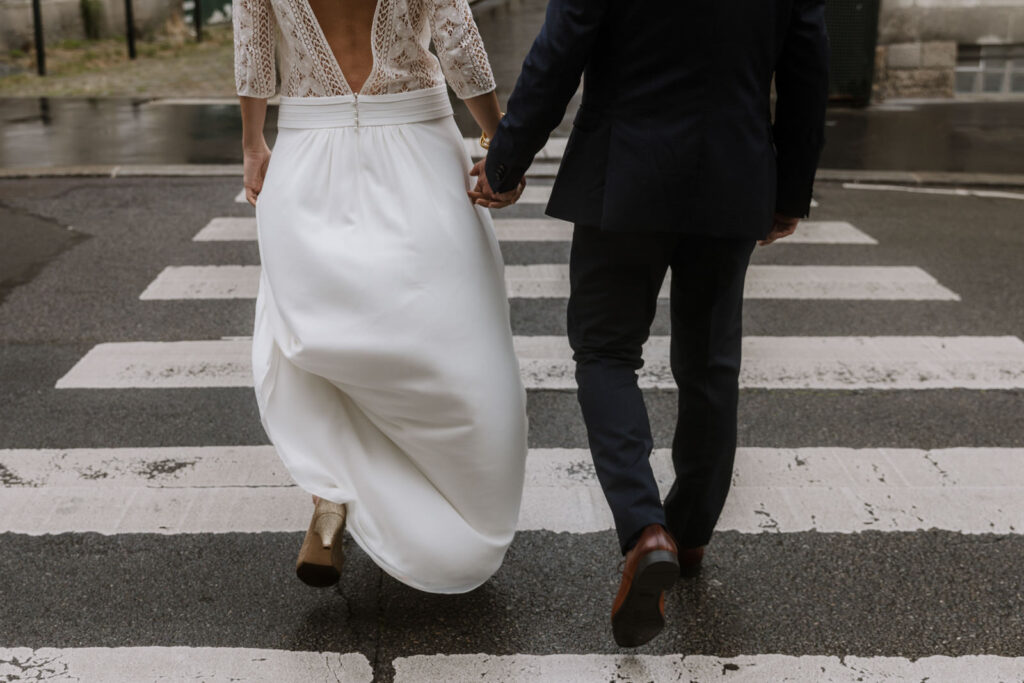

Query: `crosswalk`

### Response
(5, 159, 1024, 681)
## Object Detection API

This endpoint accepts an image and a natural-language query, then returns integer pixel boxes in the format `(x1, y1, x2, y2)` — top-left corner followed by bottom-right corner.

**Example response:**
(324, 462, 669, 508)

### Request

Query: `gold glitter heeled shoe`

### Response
(295, 497, 347, 587)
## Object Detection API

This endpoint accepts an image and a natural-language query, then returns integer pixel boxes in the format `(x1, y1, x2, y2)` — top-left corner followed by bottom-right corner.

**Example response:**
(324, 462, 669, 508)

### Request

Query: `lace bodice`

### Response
(233, 0, 496, 99)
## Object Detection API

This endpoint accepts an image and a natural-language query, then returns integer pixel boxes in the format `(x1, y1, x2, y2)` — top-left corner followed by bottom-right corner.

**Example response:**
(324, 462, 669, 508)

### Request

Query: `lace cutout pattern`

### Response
(233, 0, 496, 99)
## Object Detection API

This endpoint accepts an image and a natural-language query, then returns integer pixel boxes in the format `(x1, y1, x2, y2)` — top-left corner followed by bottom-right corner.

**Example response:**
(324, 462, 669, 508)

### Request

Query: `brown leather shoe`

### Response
(611, 524, 679, 647)
(679, 546, 705, 578)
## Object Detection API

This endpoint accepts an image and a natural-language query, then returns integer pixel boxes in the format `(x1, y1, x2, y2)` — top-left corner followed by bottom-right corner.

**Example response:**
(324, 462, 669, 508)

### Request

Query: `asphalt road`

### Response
(1, 175, 1023, 681)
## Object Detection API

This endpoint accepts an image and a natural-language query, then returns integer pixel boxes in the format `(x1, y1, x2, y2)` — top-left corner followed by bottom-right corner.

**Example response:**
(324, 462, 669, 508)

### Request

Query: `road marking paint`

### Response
(55, 336, 1024, 390)
(786, 220, 874, 244)
(3, 447, 1021, 534)
(0, 648, 372, 683)
(194, 217, 874, 244)
(193, 217, 258, 241)
(392, 654, 1024, 682)
(505, 264, 957, 300)
(140, 265, 258, 300)
(139, 265, 955, 301)
(520, 184, 551, 204)
(843, 183, 1024, 201)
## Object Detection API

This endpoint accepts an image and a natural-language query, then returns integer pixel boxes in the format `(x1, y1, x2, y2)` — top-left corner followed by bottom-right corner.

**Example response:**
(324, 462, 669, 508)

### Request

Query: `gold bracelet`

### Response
(479, 113, 504, 150)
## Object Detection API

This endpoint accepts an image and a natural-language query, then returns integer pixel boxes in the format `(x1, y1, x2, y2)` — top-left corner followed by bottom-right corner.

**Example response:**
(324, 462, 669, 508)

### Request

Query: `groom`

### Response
(471, 0, 829, 647)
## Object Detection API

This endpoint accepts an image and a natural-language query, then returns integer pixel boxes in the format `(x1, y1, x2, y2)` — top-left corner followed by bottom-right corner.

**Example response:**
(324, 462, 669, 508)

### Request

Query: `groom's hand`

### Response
(468, 159, 526, 209)
(758, 213, 801, 246)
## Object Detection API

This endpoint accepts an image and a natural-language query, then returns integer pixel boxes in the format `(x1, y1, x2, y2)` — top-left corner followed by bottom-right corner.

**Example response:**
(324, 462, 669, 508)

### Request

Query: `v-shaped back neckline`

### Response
(304, 0, 382, 96)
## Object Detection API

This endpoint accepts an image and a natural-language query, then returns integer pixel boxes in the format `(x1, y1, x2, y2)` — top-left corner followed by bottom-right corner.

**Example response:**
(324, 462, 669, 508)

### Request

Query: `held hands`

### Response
(758, 212, 800, 246)
(468, 159, 526, 209)
(243, 139, 272, 207)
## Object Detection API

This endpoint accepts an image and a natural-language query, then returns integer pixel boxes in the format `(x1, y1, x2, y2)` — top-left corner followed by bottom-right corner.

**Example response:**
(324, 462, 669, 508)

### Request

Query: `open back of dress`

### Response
(233, 0, 497, 99)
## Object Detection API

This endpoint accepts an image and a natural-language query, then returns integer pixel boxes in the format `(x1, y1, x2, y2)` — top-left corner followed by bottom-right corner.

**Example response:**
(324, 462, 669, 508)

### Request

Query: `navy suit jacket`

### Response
(484, 0, 830, 239)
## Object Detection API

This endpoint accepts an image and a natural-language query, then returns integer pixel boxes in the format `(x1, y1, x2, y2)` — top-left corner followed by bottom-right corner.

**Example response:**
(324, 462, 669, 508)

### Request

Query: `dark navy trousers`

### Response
(566, 225, 756, 554)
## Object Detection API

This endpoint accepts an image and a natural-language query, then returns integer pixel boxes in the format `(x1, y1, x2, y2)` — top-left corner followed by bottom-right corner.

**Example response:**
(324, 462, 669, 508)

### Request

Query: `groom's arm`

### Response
(485, 0, 611, 194)
(773, 0, 830, 218)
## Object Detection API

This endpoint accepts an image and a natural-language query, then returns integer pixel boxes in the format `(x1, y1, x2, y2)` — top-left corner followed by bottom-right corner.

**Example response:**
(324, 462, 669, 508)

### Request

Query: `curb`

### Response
(2, 164, 1024, 188)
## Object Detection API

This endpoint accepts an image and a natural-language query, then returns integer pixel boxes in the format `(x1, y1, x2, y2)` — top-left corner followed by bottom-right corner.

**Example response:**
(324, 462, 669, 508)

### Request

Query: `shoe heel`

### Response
(296, 501, 347, 588)
(635, 550, 680, 592)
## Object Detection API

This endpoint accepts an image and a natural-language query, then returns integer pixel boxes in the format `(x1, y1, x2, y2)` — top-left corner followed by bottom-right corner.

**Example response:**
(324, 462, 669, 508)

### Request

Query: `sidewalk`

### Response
(2, 97, 1024, 182)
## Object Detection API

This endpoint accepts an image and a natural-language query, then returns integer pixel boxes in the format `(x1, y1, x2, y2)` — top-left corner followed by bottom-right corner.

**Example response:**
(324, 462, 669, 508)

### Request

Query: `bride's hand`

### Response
(243, 140, 272, 206)
(468, 159, 526, 209)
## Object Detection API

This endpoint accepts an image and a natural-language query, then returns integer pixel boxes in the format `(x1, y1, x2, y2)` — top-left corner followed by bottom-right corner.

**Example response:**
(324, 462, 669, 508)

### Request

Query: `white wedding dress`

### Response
(233, 0, 528, 593)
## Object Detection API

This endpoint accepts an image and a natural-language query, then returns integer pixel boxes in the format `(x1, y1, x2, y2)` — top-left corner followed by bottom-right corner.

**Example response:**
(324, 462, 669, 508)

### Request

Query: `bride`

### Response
(233, 0, 528, 593)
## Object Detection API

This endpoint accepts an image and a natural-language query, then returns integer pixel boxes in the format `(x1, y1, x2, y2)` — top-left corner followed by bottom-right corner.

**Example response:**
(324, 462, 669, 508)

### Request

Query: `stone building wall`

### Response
(874, 0, 1024, 99)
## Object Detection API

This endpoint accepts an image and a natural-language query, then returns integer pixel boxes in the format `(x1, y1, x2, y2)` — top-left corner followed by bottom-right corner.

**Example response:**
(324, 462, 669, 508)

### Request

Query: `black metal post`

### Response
(194, 0, 203, 43)
(124, 0, 137, 59)
(31, 0, 46, 76)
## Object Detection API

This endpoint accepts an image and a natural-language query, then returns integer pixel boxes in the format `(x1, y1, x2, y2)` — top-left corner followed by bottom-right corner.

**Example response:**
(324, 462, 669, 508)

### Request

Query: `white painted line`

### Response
(193, 217, 258, 241)
(3, 447, 1022, 534)
(0, 647, 372, 682)
(55, 336, 1024, 390)
(843, 183, 1024, 201)
(492, 218, 573, 241)
(514, 335, 1024, 389)
(197, 216, 870, 244)
(786, 220, 875, 244)
(139, 265, 259, 300)
(520, 184, 551, 204)
(393, 654, 1024, 683)
(194, 217, 575, 242)
(505, 264, 957, 300)
(811, 198, 819, 207)
(140, 264, 959, 301)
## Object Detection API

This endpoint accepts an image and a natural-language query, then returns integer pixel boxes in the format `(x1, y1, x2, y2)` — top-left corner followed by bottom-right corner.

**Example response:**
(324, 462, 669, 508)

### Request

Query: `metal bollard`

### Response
(125, 0, 137, 59)
(31, 0, 45, 75)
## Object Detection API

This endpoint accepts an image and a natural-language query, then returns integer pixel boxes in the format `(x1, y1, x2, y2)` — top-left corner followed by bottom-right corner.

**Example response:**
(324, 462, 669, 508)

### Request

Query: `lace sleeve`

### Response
(428, 0, 496, 99)
(233, 0, 278, 98)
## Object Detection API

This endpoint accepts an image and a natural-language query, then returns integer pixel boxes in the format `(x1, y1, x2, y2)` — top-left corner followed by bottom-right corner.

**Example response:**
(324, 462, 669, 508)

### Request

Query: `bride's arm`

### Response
(240, 97, 271, 206)
(233, 0, 277, 204)
(463, 91, 502, 140)
(428, 0, 497, 103)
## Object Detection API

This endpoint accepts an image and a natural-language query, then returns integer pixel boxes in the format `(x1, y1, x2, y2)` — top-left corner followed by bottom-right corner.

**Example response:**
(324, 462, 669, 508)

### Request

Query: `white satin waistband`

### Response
(277, 85, 453, 129)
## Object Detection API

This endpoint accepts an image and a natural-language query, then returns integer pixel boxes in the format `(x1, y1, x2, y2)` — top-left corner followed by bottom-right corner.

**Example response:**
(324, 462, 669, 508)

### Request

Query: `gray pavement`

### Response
(1, 172, 1024, 680)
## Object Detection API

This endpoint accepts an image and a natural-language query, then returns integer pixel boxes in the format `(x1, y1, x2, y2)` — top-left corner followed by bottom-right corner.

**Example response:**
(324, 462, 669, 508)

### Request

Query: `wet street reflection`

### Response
(1, 0, 1023, 173)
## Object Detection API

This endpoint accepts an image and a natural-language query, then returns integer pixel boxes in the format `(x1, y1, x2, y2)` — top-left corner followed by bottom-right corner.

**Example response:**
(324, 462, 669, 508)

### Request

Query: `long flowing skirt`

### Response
(252, 87, 528, 593)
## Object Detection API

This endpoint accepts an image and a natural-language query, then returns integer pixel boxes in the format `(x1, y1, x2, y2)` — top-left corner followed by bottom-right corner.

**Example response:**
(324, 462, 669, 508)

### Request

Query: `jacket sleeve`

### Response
(233, 0, 278, 98)
(429, 0, 497, 100)
(773, 0, 830, 218)
(485, 0, 610, 193)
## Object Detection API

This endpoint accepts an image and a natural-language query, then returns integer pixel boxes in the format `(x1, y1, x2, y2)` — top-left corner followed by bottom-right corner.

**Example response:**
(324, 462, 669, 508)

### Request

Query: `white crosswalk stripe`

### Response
(4, 447, 1021, 535)
(2, 649, 1019, 682)
(393, 654, 1024, 682)
(139, 264, 957, 301)
(235, 183, 553, 205)
(54, 336, 1024, 390)
(0, 648, 373, 683)
(195, 217, 873, 244)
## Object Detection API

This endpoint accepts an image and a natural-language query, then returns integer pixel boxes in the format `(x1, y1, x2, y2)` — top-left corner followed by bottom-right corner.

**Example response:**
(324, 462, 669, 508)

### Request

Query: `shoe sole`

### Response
(611, 550, 680, 648)
(296, 561, 340, 588)
(295, 525, 346, 588)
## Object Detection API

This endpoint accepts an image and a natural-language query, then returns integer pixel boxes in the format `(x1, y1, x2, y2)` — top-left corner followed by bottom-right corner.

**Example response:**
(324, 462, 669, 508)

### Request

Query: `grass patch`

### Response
(0, 22, 236, 95)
